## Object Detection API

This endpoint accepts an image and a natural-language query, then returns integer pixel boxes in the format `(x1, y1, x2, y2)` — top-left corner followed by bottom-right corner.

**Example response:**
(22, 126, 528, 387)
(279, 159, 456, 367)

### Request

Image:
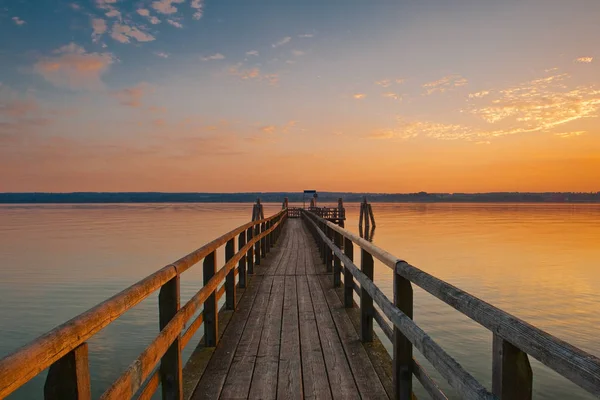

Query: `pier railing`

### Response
(302, 210, 600, 400)
(0, 209, 287, 400)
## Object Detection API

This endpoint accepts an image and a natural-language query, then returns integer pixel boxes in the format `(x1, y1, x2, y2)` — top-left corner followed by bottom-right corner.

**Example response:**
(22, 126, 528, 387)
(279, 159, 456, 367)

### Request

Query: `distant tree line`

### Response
(1, 191, 599, 203)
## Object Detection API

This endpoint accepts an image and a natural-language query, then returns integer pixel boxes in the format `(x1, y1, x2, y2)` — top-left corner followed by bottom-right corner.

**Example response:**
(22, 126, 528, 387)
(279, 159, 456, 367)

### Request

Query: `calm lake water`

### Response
(1, 203, 599, 399)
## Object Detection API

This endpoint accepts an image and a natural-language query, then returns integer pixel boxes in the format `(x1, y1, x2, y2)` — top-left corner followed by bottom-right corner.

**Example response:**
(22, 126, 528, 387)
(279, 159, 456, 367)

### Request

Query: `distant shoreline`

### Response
(1, 192, 599, 204)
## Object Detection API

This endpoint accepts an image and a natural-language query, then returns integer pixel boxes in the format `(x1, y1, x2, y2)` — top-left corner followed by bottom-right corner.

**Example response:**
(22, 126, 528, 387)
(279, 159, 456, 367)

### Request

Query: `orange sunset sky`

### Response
(1, 0, 600, 193)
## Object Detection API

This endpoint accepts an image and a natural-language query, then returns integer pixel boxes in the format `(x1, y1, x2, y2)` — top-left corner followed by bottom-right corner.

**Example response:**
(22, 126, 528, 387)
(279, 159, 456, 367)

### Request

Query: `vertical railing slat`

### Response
(203, 251, 218, 346)
(255, 223, 261, 265)
(238, 231, 247, 288)
(44, 343, 91, 400)
(343, 237, 354, 308)
(393, 265, 413, 400)
(247, 227, 254, 274)
(360, 249, 374, 342)
(333, 231, 342, 287)
(492, 334, 533, 400)
(158, 274, 182, 400)
(225, 238, 236, 310)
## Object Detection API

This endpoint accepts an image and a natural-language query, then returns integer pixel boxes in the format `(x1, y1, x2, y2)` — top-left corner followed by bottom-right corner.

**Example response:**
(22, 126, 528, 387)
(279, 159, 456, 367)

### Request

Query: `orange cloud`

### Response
(111, 83, 153, 108)
(353, 93, 366, 100)
(423, 74, 468, 95)
(227, 64, 279, 85)
(34, 43, 114, 90)
(110, 22, 155, 43)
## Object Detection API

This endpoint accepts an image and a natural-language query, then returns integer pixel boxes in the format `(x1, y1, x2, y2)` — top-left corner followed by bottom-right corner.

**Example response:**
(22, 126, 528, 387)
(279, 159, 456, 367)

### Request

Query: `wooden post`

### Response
(265, 221, 271, 253)
(260, 222, 266, 258)
(247, 227, 254, 274)
(333, 231, 341, 287)
(492, 335, 533, 400)
(343, 237, 354, 308)
(203, 251, 218, 346)
(44, 343, 91, 400)
(238, 231, 247, 288)
(255, 223, 261, 266)
(225, 238, 236, 310)
(325, 225, 332, 272)
(158, 275, 182, 400)
(368, 204, 376, 228)
(393, 265, 413, 400)
(359, 202, 364, 231)
(360, 249, 374, 342)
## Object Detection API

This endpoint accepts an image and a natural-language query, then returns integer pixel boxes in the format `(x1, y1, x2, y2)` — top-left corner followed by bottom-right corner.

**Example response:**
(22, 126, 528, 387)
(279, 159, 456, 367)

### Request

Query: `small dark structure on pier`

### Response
(0, 200, 599, 400)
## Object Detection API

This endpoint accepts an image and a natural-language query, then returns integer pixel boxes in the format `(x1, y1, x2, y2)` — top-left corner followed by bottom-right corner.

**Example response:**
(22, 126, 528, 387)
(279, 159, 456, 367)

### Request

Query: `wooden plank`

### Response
(249, 275, 285, 399)
(44, 343, 91, 400)
(297, 274, 332, 400)
(194, 275, 274, 400)
(306, 274, 360, 400)
(218, 276, 275, 399)
(492, 334, 533, 400)
(277, 275, 303, 399)
(159, 275, 183, 400)
(316, 273, 389, 400)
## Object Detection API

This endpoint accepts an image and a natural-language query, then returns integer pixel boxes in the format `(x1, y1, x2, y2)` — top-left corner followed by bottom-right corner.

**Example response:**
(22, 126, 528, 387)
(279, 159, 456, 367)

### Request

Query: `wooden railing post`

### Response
(255, 223, 261, 266)
(247, 227, 254, 274)
(261, 222, 267, 257)
(343, 237, 354, 308)
(158, 274, 182, 400)
(325, 225, 332, 272)
(393, 264, 413, 400)
(265, 221, 271, 254)
(44, 343, 91, 400)
(492, 335, 533, 400)
(333, 231, 341, 287)
(203, 251, 218, 346)
(238, 231, 247, 288)
(225, 238, 236, 310)
(360, 249, 374, 342)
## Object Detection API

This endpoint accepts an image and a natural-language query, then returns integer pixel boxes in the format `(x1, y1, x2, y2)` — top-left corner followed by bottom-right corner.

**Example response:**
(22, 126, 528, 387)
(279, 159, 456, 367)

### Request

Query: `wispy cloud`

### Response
(382, 92, 400, 100)
(291, 49, 305, 57)
(111, 22, 155, 43)
(105, 9, 120, 18)
(167, 19, 183, 28)
(227, 63, 279, 85)
(151, 0, 185, 14)
(574, 57, 593, 63)
(111, 83, 153, 107)
(154, 51, 169, 58)
(191, 0, 204, 20)
(353, 93, 366, 100)
(260, 125, 276, 134)
(246, 50, 259, 56)
(201, 53, 225, 61)
(34, 43, 114, 90)
(298, 33, 314, 38)
(423, 74, 468, 95)
(12, 16, 26, 26)
(137, 8, 161, 24)
(555, 131, 586, 138)
(91, 18, 107, 42)
(272, 36, 291, 48)
(468, 90, 490, 99)
(375, 79, 392, 88)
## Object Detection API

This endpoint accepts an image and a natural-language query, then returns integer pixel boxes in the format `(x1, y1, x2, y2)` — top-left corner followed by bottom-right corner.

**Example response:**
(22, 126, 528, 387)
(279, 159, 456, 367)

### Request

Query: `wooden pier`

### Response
(0, 204, 599, 400)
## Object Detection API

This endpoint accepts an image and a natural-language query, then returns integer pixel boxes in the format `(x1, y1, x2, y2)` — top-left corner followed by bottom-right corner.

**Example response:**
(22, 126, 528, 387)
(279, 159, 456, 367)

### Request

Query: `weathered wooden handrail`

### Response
(302, 210, 600, 399)
(0, 209, 287, 400)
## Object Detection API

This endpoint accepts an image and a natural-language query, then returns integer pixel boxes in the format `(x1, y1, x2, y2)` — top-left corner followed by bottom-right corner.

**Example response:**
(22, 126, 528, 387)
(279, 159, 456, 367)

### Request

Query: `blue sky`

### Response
(1, 0, 600, 192)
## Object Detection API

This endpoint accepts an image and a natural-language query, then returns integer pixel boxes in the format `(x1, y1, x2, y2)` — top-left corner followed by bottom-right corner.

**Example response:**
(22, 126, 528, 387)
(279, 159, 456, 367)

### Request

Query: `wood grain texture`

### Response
(277, 275, 303, 399)
(43, 343, 91, 400)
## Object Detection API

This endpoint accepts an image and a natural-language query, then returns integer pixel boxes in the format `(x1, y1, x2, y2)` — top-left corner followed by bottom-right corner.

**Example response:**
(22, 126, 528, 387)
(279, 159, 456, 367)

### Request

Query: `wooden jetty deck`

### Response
(188, 219, 389, 400)
(0, 202, 599, 400)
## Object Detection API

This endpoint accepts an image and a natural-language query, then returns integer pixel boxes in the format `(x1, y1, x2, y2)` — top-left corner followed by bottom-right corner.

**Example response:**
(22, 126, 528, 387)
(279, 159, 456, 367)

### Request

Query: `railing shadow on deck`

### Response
(0, 210, 288, 400)
(302, 210, 600, 400)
